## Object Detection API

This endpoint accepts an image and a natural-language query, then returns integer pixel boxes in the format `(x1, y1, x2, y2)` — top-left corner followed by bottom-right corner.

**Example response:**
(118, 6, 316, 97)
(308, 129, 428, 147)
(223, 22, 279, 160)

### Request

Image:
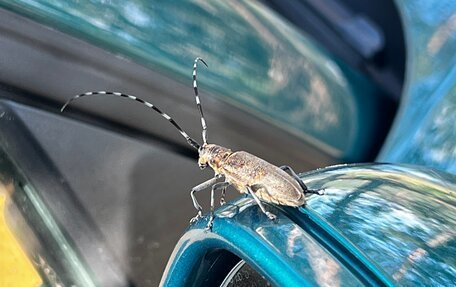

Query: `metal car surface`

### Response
(161, 164, 456, 286)
(378, 1, 456, 173)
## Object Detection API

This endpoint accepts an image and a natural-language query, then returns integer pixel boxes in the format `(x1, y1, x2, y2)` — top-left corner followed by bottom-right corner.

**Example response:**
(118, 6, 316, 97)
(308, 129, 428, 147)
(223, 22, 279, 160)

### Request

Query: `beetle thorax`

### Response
(198, 144, 232, 172)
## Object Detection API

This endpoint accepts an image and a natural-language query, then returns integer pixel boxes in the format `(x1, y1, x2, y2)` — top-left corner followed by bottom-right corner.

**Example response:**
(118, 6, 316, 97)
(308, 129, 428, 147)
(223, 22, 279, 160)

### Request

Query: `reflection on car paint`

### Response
(305, 164, 456, 286)
(162, 163, 454, 286)
(379, 1, 456, 173)
(231, 200, 365, 286)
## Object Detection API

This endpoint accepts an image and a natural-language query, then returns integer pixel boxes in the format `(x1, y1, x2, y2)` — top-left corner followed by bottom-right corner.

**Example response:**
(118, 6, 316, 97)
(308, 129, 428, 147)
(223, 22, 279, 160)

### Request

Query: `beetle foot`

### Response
(205, 216, 214, 231)
(220, 198, 226, 206)
(266, 212, 277, 221)
(190, 211, 203, 224)
(306, 188, 325, 196)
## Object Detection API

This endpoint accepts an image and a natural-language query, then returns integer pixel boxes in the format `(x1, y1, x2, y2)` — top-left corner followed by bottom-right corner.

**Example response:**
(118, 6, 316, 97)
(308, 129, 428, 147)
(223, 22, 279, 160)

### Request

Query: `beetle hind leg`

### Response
(247, 186, 277, 220)
(305, 189, 325, 195)
(280, 165, 325, 196)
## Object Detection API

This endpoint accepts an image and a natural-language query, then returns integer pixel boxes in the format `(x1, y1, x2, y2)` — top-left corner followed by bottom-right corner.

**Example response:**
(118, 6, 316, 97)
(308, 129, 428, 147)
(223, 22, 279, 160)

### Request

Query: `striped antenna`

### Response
(61, 91, 201, 150)
(193, 57, 208, 145)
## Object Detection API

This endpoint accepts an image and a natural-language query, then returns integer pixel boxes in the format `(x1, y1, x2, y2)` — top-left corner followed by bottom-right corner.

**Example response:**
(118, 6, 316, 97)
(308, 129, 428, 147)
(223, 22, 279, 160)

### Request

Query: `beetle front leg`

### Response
(190, 177, 219, 223)
(280, 165, 325, 195)
(206, 182, 230, 231)
(219, 185, 227, 206)
(247, 186, 277, 220)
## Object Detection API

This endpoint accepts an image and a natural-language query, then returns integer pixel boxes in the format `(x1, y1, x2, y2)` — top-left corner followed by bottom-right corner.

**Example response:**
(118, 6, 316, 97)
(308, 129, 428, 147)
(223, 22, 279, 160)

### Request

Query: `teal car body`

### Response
(378, 1, 456, 173)
(161, 164, 456, 286)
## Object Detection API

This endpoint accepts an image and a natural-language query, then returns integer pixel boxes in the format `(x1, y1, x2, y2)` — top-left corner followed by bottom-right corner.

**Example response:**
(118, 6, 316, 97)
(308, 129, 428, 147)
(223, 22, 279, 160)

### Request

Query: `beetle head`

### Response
(198, 144, 232, 170)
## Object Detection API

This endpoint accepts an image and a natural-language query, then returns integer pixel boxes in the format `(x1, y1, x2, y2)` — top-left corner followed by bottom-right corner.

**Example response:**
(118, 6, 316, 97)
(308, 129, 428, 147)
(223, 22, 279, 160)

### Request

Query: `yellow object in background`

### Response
(0, 195, 42, 287)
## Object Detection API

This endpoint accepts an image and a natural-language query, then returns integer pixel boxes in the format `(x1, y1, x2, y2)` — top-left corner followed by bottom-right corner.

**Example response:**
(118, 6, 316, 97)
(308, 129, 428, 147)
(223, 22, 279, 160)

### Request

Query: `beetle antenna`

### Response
(61, 91, 201, 150)
(193, 57, 208, 145)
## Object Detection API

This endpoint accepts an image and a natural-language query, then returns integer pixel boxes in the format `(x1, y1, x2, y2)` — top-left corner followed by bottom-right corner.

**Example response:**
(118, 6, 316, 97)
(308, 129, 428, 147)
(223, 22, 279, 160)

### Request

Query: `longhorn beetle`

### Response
(61, 57, 324, 230)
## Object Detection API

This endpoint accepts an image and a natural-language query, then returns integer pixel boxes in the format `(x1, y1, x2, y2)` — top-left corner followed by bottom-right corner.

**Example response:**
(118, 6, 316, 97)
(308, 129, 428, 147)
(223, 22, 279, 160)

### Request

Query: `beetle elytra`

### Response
(61, 57, 324, 230)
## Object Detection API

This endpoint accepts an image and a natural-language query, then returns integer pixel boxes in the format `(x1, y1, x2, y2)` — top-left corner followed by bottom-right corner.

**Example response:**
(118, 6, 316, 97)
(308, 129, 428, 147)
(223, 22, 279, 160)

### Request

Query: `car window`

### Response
(220, 260, 274, 287)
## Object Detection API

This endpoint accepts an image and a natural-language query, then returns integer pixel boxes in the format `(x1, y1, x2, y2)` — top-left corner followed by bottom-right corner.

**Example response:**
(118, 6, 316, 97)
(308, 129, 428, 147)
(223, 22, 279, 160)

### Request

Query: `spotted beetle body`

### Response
(199, 144, 305, 206)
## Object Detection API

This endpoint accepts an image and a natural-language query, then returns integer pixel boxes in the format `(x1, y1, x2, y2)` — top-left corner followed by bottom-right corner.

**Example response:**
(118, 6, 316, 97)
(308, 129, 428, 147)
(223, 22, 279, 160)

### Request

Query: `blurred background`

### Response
(0, 0, 454, 286)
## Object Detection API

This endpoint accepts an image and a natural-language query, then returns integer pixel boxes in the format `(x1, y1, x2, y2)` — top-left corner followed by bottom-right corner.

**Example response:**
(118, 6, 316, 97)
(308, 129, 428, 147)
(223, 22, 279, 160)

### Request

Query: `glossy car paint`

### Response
(378, 1, 456, 173)
(161, 164, 456, 286)
(0, 0, 383, 161)
(305, 164, 456, 286)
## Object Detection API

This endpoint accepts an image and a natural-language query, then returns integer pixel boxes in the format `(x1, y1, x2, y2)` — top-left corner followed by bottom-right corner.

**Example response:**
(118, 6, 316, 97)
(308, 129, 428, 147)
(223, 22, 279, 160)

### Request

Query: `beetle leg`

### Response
(190, 177, 219, 223)
(279, 165, 308, 190)
(280, 165, 325, 195)
(220, 185, 227, 206)
(206, 182, 230, 231)
(305, 189, 325, 195)
(247, 186, 277, 220)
